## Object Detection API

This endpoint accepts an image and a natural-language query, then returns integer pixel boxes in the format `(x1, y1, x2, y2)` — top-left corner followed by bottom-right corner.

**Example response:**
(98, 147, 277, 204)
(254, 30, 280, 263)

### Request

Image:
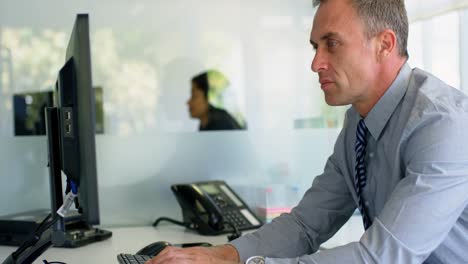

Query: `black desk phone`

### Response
(171, 180, 262, 235)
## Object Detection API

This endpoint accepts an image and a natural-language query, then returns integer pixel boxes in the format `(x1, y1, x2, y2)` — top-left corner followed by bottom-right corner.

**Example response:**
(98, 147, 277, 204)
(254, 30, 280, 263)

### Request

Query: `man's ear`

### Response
(376, 29, 397, 61)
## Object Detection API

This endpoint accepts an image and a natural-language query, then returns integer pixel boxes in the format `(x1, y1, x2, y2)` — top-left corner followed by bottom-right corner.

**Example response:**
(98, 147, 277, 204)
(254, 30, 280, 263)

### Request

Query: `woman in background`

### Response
(187, 70, 244, 131)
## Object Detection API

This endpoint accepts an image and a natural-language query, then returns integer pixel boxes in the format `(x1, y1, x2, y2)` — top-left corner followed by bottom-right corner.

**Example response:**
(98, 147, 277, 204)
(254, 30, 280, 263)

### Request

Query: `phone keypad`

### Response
(210, 194, 257, 229)
(225, 210, 249, 228)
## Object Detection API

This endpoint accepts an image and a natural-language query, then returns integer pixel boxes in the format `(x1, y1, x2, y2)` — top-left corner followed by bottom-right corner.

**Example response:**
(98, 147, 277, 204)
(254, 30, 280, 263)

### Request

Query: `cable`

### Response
(152, 217, 194, 230)
(69, 180, 77, 194)
(34, 214, 52, 234)
(224, 221, 242, 241)
(12, 214, 61, 260)
(12, 213, 55, 260)
(43, 260, 67, 264)
(153, 217, 242, 241)
(11, 180, 76, 262)
(36, 214, 61, 236)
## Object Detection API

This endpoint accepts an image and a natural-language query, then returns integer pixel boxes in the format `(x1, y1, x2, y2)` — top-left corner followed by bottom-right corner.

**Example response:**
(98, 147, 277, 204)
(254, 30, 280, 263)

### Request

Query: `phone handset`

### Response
(170, 184, 225, 232)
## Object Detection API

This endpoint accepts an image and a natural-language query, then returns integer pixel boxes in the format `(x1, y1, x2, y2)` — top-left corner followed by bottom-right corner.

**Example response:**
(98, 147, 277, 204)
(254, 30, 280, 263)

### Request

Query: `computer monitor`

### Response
(0, 16, 110, 264)
(48, 13, 111, 247)
(56, 13, 99, 225)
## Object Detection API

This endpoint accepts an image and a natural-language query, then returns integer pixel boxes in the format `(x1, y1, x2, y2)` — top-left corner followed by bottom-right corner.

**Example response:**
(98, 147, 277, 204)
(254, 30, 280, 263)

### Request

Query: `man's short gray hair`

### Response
(313, 0, 408, 57)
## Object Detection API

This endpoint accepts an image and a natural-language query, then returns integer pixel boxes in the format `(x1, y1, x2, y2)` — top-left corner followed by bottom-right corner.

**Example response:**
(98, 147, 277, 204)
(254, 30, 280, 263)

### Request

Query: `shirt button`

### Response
(365, 201, 369, 206)
(369, 152, 374, 158)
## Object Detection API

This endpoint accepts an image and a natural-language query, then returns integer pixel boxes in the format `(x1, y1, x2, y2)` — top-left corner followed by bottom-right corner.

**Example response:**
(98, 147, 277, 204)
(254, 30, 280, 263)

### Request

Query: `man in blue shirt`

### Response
(146, 0, 468, 263)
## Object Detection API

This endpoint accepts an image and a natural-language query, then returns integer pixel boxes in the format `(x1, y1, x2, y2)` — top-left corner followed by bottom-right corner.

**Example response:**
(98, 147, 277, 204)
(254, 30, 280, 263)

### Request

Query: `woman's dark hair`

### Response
(191, 72, 210, 99)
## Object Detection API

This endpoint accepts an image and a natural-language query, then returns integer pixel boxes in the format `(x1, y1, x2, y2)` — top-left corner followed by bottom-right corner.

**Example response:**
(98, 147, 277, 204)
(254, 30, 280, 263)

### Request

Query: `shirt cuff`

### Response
(229, 233, 262, 263)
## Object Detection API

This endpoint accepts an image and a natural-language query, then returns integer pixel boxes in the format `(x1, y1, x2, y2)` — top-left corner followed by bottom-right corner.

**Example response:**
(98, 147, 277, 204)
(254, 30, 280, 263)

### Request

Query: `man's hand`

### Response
(144, 244, 241, 264)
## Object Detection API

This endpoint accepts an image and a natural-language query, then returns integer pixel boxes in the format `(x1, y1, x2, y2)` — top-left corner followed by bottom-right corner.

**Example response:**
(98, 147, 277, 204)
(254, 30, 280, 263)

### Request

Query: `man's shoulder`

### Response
(408, 68, 468, 115)
(397, 69, 468, 163)
(399, 68, 468, 139)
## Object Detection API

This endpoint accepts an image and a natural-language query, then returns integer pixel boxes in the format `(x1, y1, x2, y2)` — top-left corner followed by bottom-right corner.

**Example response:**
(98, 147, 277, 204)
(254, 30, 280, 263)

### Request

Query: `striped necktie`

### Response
(355, 119, 372, 230)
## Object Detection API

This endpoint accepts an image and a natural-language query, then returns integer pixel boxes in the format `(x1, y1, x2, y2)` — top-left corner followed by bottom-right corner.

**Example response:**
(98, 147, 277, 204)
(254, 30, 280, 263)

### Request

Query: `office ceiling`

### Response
(0, 0, 312, 30)
(1, 0, 468, 30)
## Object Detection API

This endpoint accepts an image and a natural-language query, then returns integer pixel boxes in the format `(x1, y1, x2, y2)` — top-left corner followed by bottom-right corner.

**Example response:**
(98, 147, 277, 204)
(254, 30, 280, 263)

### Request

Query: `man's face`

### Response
(310, 0, 379, 106)
(187, 83, 209, 119)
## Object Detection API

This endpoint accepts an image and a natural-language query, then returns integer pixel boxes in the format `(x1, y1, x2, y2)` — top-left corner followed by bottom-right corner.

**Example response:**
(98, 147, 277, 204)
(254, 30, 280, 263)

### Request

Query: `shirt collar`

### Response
(363, 63, 412, 140)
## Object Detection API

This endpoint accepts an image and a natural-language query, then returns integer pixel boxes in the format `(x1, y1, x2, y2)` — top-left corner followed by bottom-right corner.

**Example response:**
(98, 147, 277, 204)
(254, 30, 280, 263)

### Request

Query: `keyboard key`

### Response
(117, 253, 151, 264)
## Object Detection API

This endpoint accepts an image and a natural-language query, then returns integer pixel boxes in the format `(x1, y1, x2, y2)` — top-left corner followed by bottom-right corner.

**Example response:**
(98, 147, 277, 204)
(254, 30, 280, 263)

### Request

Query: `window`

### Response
(407, 11, 461, 89)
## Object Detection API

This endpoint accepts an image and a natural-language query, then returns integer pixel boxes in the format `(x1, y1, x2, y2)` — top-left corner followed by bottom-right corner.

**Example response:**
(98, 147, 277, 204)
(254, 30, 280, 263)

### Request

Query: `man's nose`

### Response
(311, 49, 328, 73)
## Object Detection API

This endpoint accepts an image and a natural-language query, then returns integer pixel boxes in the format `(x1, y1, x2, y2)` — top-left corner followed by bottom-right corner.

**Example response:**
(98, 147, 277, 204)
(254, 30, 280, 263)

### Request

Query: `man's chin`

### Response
(324, 97, 350, 106)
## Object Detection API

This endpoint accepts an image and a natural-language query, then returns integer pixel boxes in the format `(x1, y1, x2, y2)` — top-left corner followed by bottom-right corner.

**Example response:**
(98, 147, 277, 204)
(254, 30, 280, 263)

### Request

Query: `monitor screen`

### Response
(55, 14, 100, 225)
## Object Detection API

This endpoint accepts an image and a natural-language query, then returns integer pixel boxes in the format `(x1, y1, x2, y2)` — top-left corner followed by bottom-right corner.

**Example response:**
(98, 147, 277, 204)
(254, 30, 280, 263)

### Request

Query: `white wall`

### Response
(0, 0, 325, 135)
(0, 0, 339, 226)
(0, 129, 338, 226)
(1, 0, 467, 227)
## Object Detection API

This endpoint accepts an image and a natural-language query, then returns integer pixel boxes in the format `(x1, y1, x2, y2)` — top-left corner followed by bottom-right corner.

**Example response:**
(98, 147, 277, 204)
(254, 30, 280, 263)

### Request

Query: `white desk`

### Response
(0, 216, 363, 263)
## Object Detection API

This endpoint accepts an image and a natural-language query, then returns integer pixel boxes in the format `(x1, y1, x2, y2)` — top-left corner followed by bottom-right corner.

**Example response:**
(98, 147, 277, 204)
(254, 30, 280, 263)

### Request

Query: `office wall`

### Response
(0, 129, 338, 226)
(0, 0, 340, 226)
(1, 0, 467, 227)
(0, 0, 336, 136)
(96, 130, 338, 226)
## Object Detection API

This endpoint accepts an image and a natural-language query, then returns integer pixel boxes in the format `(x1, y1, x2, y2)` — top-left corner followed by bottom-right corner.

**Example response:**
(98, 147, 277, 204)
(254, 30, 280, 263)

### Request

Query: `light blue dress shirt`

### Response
(231, 64, 468, 263)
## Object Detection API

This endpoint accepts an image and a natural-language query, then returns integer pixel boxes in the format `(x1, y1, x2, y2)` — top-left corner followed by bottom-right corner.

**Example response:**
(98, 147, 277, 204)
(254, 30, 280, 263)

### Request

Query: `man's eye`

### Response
(327, 39, 338, 48)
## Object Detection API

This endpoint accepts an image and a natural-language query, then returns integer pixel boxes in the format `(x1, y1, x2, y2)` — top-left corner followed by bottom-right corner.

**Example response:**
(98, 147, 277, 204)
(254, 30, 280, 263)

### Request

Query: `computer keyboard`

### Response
(117, 253, 151, 264)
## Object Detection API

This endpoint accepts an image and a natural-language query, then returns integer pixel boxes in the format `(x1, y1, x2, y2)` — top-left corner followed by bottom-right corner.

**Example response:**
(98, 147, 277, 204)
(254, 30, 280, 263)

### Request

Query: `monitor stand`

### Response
(50, 218, 112, 248)
(46, 107, 112, 248)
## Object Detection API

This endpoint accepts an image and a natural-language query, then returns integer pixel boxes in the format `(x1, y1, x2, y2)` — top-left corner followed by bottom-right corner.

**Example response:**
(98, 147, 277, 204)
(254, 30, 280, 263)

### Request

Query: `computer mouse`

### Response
(136, 241, 172, 257)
